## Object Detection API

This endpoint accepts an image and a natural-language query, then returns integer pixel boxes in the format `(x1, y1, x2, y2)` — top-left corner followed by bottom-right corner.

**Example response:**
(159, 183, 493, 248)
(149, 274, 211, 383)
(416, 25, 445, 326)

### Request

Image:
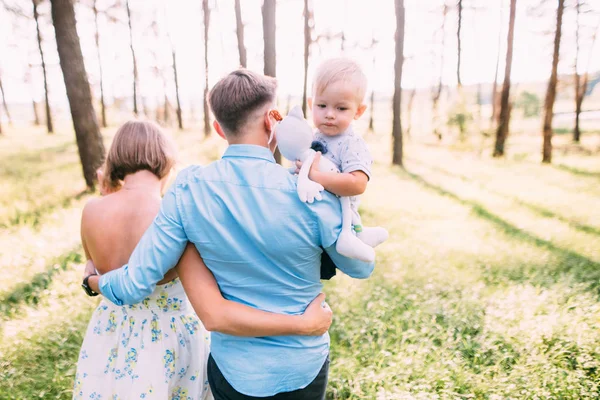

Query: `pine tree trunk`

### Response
(406, 88, 416, 138)
(50, 0, 105, 190)
(33, 0, 53, 134)
(126, 0, 138, 116)
(93, 0, 107, 128)
(493, 0, 516, 157)
(172, 49, 183, 130)
(368, 90, 375, 133)
(234, 0, 247, 68)
(432, 4, 448, 141)
(456, 0, 462, 88)
(392, 0, 405, 166)
(0, 76, 11, 125)
(203, 0, 211, 137)
(490, 6, 503, 127)
(262, 0, 280, 163)
(542, 0, 564, 164)
(302, 0, 310, 117)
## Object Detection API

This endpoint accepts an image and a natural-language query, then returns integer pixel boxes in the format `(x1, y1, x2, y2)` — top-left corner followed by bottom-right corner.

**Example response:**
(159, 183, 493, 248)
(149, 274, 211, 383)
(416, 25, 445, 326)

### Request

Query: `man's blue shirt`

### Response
(99, 144, 374, 396)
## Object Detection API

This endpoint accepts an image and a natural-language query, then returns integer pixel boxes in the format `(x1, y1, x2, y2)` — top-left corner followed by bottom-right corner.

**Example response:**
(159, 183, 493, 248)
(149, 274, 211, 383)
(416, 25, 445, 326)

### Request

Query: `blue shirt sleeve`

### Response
(309, 192, 374, 278)
(99, 183, 188, 305)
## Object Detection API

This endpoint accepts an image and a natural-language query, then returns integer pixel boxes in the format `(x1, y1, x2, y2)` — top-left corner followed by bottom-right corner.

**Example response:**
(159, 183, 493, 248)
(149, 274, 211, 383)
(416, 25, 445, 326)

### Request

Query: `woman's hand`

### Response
(299, 293, 333, 336)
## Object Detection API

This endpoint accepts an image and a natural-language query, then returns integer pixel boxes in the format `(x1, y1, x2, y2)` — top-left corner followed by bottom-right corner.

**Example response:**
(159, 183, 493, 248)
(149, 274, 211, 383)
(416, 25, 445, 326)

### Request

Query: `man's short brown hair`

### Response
(103, 120, 176, 190)
(209, 69, 278, 135)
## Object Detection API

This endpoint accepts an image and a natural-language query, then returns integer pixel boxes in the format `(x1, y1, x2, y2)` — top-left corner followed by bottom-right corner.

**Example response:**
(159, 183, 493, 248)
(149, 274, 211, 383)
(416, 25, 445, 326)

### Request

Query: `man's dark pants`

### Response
(207, 354, 329, 400)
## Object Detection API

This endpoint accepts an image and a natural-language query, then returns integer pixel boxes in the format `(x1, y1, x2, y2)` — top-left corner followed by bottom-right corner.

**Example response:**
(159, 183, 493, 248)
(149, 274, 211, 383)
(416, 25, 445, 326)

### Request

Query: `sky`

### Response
(0, 0, 599, 108)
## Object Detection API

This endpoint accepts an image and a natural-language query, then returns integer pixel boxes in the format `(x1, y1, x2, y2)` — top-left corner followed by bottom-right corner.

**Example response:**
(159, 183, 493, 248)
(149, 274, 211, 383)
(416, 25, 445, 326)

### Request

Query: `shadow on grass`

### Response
(0, 189, 88, 230)
(555, 164, 600, 178)
(0, 248, 83, 318)
(403, 168, 600, 292)
(406, 157, 600, 238)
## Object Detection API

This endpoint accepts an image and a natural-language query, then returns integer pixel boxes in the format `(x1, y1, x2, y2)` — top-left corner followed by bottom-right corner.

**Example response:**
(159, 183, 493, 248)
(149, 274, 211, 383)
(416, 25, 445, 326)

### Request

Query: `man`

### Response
(85, 69, 374, 399)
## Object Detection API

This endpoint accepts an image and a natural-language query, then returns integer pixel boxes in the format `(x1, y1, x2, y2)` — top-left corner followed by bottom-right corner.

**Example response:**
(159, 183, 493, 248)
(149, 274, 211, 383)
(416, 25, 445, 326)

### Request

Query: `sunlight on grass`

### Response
(1, 126, 600, 399)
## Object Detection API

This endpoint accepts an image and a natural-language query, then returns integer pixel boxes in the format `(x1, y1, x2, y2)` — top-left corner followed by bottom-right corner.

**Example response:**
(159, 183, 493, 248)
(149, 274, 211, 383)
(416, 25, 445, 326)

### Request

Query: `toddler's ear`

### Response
(354, 104, 367, 120)
(308, 98, 313, 109)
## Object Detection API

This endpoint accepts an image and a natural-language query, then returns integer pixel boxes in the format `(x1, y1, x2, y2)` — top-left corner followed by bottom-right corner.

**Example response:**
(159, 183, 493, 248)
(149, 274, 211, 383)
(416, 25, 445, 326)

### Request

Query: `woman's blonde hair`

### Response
(103, 120, 176, 190)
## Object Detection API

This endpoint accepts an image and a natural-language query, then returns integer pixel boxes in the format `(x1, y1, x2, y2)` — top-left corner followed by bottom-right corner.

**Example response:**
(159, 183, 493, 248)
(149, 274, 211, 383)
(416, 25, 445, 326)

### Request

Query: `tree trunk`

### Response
(92, 0, 107, 128)
(33, 0, 53, 134)
(456, 0, 462, 88)
(542, 0, 564, 164)
(125, 0, 138, 116)
(392, 0, 405, 166)
(368, 90, 375, 133)
(172, 49, 183, 130)
(493, 0, 516, 157)
(302, 0, 311, 116)
(490, 5, 503, 127)
(262, 0, 280, 163)
(0, 75, 11, 125)
(50, 0, 105, 190)
(201, 0, 210, 136)
(406, 88, 416, 138)
(203, 0, 211, 137)
(234, 0, 247, 68)
(432, 4, 448, 141)
(262, 0, 276, 78)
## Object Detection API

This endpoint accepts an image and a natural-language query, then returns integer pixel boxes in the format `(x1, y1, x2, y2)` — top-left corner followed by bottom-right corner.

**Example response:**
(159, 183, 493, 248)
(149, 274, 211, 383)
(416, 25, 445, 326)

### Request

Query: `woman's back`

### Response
(81, 175, 176, 284)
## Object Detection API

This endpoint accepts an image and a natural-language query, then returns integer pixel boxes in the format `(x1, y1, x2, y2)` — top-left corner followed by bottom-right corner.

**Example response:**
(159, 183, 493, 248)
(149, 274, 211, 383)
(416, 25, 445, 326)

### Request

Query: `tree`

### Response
(432, 3, 448, 141)
(516, 91, 541, 118)
(202, 0, 211, 137)
(171, 43, 183, 130)
(234, 0, 247, 68)
(50, 0, 105, 190)
(33, 0, 53, 134)
(301, 0, 313, 117)
(542, 0, 565, 163)
(392, 0, 405, 166)
(456, 0, 463, 87)
(92, 0, 107, 127)
(493, 0, 517, 157)
(490, 4, 503, 127)
(573, 0, 599, 142)
(0, 74, 11, 126)
(125, 0, 138, 116)
(262, 0, 280, 163)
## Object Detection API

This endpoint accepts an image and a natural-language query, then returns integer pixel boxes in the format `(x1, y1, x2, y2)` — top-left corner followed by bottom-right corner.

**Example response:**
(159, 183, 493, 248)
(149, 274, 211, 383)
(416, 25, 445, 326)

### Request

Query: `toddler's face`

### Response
(311, 80, 365, 136)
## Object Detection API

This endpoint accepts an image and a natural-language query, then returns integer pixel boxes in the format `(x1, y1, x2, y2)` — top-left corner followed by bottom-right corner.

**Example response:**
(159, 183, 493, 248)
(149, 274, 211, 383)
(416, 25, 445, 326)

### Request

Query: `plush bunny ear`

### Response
(288, 105, 304, 119)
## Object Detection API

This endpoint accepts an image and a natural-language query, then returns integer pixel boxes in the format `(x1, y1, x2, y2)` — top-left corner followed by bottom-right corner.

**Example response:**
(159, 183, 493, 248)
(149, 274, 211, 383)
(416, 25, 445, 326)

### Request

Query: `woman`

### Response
(74, 121, 331, 399)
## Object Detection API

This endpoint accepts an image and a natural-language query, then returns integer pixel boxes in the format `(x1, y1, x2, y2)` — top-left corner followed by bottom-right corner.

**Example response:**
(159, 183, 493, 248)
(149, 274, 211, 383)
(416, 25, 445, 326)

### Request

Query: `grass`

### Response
(1, 124, 600, 399)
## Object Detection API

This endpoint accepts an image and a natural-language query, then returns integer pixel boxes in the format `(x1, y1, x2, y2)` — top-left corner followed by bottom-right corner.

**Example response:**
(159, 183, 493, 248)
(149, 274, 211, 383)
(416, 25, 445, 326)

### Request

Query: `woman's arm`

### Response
(176, 243, 332, 337)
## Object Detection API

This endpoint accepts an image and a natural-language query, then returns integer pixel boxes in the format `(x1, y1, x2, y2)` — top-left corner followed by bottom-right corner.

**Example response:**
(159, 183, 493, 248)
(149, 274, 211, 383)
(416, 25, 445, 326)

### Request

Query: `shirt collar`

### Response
(222, 144, 276, 163)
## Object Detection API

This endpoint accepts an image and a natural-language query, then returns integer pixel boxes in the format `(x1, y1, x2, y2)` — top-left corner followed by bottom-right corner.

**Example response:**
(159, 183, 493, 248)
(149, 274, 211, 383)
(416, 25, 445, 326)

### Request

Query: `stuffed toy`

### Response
(272, 106, 387, 263)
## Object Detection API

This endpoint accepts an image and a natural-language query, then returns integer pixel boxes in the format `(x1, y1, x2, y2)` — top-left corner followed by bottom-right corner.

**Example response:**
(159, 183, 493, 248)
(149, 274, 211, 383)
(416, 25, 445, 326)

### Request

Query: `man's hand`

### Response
(300, 293, 332, 336)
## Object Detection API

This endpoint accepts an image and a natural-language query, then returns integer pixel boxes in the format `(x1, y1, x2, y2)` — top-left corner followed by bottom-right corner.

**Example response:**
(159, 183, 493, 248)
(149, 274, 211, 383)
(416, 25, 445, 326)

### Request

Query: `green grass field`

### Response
(1, 123, 600, 399)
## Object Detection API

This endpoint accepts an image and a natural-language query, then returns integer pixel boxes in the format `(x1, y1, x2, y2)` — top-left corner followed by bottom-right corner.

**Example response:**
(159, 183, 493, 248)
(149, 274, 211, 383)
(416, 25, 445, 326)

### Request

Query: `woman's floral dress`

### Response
(73, 278, 212, 399)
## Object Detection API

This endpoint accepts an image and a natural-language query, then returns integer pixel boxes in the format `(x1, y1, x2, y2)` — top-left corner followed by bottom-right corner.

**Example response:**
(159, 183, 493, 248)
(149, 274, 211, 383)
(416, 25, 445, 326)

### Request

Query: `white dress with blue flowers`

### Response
(73, 278, 212, 400)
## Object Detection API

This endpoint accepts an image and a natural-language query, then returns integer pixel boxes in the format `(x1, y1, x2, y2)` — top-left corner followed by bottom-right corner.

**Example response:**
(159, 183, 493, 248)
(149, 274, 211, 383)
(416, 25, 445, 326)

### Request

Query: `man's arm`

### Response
(176, 244, 332, 336)
(95, 184, 188, 306)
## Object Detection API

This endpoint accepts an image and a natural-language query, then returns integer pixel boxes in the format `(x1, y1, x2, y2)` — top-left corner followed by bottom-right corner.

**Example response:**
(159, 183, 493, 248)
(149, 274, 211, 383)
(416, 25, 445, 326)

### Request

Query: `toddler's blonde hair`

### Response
(312, 58, 367, 103)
